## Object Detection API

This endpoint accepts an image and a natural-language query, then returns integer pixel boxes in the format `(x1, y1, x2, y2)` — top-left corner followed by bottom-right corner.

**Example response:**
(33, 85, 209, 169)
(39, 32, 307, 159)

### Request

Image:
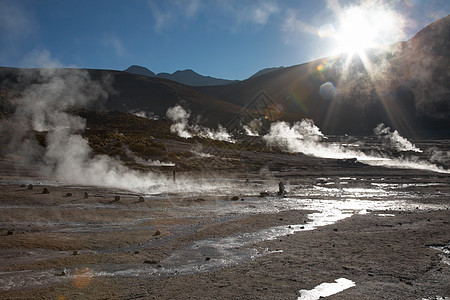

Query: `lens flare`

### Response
(265, 103, 285, 121)
(319, 82, 337, 100)
(318, 23, 336, 39)
(73, 268, 93, 289)
(286, 91, 309, 114)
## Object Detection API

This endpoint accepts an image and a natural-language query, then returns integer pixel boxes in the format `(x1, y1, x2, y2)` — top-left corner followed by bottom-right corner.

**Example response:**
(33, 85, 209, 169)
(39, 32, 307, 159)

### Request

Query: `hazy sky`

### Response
(1, 0, 448, 80)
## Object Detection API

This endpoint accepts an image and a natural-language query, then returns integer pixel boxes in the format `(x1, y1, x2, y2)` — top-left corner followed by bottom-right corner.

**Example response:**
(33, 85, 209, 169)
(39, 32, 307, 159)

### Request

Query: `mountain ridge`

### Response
(124, 66, 238, 87)
(1, 15, 448, 137)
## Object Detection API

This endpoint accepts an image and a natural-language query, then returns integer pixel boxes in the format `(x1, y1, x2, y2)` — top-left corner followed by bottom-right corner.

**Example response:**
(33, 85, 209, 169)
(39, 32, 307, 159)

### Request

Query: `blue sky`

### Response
(1, 0, 449, 80)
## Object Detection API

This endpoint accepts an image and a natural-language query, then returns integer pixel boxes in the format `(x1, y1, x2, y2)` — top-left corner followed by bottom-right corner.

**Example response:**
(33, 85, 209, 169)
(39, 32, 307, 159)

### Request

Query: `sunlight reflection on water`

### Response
(0, 178, 448, 290)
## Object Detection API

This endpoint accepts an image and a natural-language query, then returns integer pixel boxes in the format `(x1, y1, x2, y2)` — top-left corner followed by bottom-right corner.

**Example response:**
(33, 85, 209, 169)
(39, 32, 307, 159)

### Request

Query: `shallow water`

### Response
(0, 175, 448, 291)
(298, 278, 356, 300)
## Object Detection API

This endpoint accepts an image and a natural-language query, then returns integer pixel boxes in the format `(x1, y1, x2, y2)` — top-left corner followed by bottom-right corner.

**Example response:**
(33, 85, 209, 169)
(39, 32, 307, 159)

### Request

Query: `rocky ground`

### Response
(0, 150, 449, 300)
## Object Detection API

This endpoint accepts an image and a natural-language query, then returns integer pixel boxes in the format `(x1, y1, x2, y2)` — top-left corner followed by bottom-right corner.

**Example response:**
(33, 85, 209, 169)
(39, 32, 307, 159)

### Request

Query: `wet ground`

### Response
(0, 147, 449, 299)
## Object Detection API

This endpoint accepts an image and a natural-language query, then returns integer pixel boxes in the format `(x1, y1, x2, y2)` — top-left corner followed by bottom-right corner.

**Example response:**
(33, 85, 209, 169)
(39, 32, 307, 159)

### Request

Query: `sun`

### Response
(333, 5, 403, 56)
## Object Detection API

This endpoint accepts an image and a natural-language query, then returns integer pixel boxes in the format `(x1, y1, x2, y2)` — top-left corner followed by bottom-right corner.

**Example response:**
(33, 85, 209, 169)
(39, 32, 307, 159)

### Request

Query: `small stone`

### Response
(144, 260, 158, 264)
(42, 187, 50, 194)
(7, 230, 13, 236)
(73, 250, 79, 256)
(20, 184, 26, 188)
(154, 230, 161, 236)
(83, 192, 89, 199)
(260, 191, 270, 197)
(64, 193, 72, 197)
(205, 257, 211, 261)
(114, 196, 120, 201)
(27, 184, 33, 190)
(134, 251, 140, 254)
(138, 196, 145, 202)
(333, 228, 338, 232)
(231, 196, 239, 201)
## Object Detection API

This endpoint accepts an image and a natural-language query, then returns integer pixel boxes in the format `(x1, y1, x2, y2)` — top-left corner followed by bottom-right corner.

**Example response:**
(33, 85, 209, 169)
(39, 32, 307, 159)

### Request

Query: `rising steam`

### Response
(242, 119, 262, 136)
(0, 66, 175, 193)
(374, 123, 422, 153)
(263, 120, 449, 173)
(166, 105, 235, 143)
(130, 110, 160, 120)
(166, 105, 193, 138)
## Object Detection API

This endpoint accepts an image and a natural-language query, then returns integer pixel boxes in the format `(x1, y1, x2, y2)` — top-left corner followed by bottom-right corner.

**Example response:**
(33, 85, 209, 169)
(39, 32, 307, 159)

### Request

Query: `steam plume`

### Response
(243, 119, 262, 136)
(166, 105, 192, 138)
(374, 123, 422, 153)
(263, 120, 449, 173)
(166, 105, 235, 142)
(0, 66, 173, 192)
(130, 110, 160, 120)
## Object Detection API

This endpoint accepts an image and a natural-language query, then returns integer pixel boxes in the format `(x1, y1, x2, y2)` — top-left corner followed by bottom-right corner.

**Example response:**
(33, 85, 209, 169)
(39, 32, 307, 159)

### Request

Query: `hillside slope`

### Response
(198, 15, 450, 136)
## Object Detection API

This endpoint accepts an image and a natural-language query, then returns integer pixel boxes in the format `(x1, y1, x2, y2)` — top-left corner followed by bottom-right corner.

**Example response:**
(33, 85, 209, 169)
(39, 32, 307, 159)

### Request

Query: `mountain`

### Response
(0, 67, 242, 127)
(124, 66, 238, 87)
(1, 16, 448, 137)
(197, 15, 450, 136)
(249, 67, 284, 79)
(124, 65, 155, 77)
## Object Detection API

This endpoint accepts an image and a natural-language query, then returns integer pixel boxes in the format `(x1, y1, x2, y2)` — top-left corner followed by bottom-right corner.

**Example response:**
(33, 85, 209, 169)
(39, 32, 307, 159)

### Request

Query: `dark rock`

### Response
(83, 192, 89, 199)
(231, 196, 239, 201)
(64, 193, 72, 197)
(260, 191, 270, 197)
(20, 184, 26, 188)
(114, 196, 120, 201)
(138, 196, 145, 202)
(205, 257, 211, 261)
(27, 184, 33, 190)
(7, 230, 13, 236)
(144, 260, 158, 264)
(73, 250, 79, 256)
(42, 187, 50, 194)
(154, 230, 161, 236)
(277, 181, 286, 196)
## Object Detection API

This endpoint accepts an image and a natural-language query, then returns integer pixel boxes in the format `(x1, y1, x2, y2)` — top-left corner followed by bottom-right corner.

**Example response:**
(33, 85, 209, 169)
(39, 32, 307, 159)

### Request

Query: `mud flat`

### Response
(0, 156, 449, 299)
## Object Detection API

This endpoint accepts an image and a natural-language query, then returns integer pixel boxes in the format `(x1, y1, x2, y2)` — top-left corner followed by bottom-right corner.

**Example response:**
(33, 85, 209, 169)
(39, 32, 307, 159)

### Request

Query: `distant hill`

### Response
(1, 16, 448, 137)
(198, 15, 450, 136)
(124, 65, 155, 77)
(249, 67, 284, 79)
(124, 66, 238, 87)
(0, 67, 242, 127)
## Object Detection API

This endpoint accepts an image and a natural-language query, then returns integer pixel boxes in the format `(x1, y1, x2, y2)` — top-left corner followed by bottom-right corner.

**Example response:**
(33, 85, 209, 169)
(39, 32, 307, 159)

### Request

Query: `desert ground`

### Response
(0, 139, 449, 300)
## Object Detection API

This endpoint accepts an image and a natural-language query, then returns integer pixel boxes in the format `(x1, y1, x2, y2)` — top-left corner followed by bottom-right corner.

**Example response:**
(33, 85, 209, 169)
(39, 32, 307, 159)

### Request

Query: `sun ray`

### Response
(320, 1, 414, 135)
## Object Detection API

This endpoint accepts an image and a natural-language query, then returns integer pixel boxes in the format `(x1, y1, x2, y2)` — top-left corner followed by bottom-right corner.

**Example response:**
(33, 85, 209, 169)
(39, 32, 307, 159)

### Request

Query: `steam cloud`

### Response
(166, 105, 193, 138)
(124, 148, 175, 167)
(243, 119, 262, 136)
(0, 66, 176, 193)
(263, 120, 449, 174)
(166, 105, 235, 143)
(373, 123, 422, 153)
(130, 110, 160, 120)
